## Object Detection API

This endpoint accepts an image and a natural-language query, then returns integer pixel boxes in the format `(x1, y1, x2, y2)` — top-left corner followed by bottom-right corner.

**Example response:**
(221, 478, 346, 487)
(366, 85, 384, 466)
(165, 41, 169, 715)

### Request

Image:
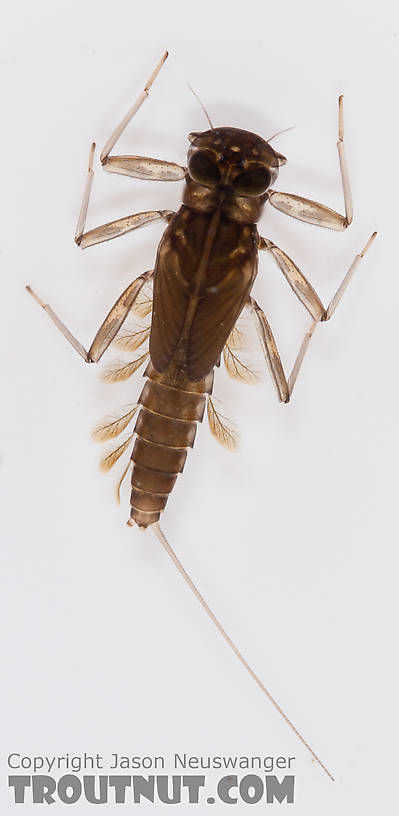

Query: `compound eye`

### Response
(188, 151, 221, 186)
(233, 167, 271, 196)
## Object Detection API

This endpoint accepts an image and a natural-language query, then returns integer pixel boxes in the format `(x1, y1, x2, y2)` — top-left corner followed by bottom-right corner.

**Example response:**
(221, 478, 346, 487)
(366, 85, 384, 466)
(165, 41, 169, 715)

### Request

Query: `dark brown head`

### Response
(187, 126, 286, 196)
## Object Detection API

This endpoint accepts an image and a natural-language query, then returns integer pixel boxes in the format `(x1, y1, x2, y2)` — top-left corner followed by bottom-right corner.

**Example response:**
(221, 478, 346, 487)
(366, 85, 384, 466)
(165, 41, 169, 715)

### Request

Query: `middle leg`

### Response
(258, 232, 376, 323)
(253, 231, 376, 400)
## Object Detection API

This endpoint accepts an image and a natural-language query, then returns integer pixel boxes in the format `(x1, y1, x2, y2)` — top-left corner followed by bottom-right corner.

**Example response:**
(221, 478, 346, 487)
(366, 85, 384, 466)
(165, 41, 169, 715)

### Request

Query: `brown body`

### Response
(129, 127, 281, 526)
(26, 57, 369, 534)
(26, 56, 374, 776)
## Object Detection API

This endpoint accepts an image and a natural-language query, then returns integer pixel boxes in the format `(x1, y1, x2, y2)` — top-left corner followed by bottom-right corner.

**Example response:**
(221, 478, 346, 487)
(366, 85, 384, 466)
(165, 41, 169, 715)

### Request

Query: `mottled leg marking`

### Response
(258, 237, 325, 321)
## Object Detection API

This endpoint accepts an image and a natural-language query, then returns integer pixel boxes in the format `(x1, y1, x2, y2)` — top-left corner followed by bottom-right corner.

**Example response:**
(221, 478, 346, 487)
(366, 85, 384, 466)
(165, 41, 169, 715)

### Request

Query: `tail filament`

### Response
(152, 521, 334, 783)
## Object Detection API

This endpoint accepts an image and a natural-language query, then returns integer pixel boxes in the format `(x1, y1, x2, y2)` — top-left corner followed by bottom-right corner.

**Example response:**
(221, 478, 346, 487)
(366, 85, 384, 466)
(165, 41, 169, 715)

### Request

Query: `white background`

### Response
(1, 1, 398, 812)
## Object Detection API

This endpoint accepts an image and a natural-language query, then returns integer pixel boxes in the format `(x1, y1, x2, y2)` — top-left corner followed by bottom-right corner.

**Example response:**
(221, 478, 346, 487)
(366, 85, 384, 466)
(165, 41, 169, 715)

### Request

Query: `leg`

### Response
(248, 297, 289, 402)
(258, 236, 325, 321)
(26, 270, 153, 363)
(268, 96, 353, 230)
(251, 231, 376, 400)
(258, 232, 376, 322)
(75, 53, 186, 249)
(99, 51, 186, 180)
(75, 143, 174, 248)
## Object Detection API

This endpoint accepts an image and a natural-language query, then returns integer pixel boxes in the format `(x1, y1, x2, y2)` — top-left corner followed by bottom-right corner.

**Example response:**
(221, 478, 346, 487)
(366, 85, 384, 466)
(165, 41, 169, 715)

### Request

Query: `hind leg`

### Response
(27, 270, 153, 363)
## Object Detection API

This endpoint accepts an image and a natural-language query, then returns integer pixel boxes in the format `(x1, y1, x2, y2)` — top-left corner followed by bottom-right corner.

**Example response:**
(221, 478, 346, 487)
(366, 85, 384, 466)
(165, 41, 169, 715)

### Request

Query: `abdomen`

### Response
(129, 362, 214, 527)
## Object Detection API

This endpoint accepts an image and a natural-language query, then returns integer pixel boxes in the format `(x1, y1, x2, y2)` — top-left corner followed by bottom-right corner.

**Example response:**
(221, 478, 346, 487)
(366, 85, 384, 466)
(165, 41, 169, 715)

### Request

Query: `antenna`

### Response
(267, 126, 295, 143)
(187, 83, 214, 129)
